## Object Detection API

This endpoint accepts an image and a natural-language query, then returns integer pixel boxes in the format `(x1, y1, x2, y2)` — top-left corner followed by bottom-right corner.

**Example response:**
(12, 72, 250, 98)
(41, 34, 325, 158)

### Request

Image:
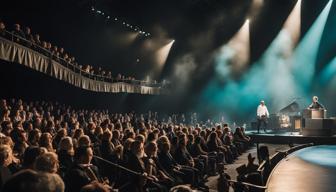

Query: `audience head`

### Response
(2, 169, 64, 192)
(145, 141, 157, 157)
(131, 140, 144, 158)
(75, 146, 93, 164)
(78, 135, 92, 147)
(14, 23, 20, 31)
(0, 145, 13, 166)
(170, 185, 194, 192)
(58, 136, 74, 155)
(34, 152, 59, 173)
(80, 181, 109, 192)
(23, 146, 45, 169)
(0, 21, 5, 30)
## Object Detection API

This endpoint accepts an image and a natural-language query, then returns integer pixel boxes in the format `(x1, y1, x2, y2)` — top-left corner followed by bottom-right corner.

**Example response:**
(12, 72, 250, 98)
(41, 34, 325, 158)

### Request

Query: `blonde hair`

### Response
(58, 136, 74, 155)
(34, 152, 59, 173)
(0, 145, 13, 166)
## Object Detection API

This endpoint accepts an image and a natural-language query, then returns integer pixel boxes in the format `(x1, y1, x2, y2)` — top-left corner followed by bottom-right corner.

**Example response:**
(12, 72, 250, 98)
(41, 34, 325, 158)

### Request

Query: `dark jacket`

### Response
(64, 164, 101, 192)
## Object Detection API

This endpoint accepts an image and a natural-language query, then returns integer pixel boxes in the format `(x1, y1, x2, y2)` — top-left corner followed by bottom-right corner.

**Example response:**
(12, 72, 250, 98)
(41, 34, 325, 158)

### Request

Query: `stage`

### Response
(246, 130, 336, 145)
(266, 145, 336, 192)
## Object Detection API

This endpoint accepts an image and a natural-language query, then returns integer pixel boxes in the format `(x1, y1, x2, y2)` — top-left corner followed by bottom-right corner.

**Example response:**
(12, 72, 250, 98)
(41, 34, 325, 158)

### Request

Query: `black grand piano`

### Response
(268, 101, 302, 131)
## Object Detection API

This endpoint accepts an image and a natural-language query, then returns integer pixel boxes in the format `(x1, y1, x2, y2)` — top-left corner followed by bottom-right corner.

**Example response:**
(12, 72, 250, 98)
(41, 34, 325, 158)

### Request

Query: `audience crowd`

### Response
(0, 98, 253, 192)
(0, 20, 164, 85)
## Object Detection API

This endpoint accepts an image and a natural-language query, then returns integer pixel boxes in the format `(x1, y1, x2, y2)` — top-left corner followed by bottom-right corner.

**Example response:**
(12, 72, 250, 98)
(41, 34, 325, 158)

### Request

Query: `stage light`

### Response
(318, 57, 336, 85)
(214, 18, 250, 80)
(291, 0, 333, 98)
(155, 39, 175, 67)
(114, 18, 118, 21)
(282, 0, 301, 46)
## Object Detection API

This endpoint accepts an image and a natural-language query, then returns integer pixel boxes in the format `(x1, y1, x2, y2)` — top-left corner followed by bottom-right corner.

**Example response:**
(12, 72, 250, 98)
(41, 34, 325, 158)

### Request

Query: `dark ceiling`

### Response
(0, 0, 333, 82)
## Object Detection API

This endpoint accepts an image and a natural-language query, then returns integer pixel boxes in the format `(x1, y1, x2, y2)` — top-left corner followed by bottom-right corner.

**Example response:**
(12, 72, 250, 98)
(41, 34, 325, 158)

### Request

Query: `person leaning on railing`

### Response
(0, 21, 8, 38)
(24, 27, 35, 47)
(0, 21, 164, 86)
(11, 24, 25, 43)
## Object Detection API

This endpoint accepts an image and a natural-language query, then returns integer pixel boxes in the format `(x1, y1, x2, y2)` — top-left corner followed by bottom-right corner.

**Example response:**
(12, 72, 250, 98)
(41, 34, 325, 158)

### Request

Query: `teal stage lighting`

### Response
(198, 0, 333, 123)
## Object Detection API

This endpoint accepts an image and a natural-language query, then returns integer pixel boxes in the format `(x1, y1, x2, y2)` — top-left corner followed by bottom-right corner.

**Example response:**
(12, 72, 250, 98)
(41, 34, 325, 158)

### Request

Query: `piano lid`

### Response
(279, 101, 300, 113)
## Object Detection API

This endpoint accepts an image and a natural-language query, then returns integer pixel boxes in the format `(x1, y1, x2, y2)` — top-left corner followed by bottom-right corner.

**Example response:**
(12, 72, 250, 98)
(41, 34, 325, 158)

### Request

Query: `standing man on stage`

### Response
(257, 100, 269, 133)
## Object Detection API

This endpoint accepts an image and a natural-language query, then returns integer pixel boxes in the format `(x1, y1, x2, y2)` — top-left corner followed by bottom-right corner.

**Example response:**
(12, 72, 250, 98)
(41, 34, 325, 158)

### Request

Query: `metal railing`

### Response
(0, 29, 168, 88)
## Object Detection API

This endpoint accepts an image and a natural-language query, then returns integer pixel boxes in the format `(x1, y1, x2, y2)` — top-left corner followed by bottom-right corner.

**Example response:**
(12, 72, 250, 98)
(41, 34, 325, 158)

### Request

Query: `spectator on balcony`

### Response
(34, 34, 41, 46)
(24, 27, 34, 47)
(52, 46, 58, 54)
(12, 24, 25, 43)
(59, 47, 65, 58)
(40, 41, 49, 56)
(0, 21, 7, 38)
(107, 71, 112, 80)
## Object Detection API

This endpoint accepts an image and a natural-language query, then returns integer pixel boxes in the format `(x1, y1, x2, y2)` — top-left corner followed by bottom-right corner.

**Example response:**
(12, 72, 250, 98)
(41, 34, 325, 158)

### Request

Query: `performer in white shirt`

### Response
(257, 100, 269, 133)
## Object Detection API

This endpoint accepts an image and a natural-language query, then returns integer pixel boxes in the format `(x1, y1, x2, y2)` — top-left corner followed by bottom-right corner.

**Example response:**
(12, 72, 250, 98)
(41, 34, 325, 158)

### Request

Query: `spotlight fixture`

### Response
(90, 6, 151, 37)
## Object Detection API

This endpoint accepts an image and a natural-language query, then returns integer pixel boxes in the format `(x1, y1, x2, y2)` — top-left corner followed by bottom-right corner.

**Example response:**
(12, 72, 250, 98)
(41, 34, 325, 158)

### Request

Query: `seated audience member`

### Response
(53, 128, 67, 149)
(11, 127, 29, 159)
(158, 141, 197, 188)
(0, 21, 7, 38)
(80, 181, 109, 192)
(190, 136, 217, 176)
(22, 146, 45, 169)
(58, 136, 74, 176)
(245, 153, 258, 174)
(72, 128, 84, 148)
(39, 132, 55, 152)
(123, 140, 147, 192)
(112, 130, 121, 147)
(99, 130, 114, 161)
(170, 185, 194, 192)
(2, 169, 65, 192)
(34, 34, 41, 46)
(34, 152, 59, 174)
(144, 141, 174, 189)
(0, 145, 14, 188)
(11, 24, 25, 42)
(24, 27, 34, 47)
(65, 146, 110, 192)
(28, 128, 41, 147)
(1, 121, 13, 136)
(233, 127, 250, 149)
(207, 132, 227, 164)
(217, 171, 231, 192)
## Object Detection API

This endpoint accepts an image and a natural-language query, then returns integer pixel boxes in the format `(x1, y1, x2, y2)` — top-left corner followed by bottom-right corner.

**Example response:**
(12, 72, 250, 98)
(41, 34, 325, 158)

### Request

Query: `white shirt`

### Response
(257, 104, 269, 117)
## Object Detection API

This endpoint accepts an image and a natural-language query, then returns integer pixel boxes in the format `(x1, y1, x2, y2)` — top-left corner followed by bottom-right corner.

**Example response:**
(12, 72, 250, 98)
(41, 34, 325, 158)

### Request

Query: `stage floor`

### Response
(267, 145, 336, 192)
(246, 130, 336, 144)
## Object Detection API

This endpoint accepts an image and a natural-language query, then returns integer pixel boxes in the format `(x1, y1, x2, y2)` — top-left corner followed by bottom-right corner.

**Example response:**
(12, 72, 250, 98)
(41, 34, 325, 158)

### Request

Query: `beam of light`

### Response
(110, 31, 139, 47)
(318, 57, 336, 85)
(291, 0, 333, 99)
(155, 40, 175, 67)
(284, 0, 302, 48)
(237, 0, 303, 111)
(214, 19, 250, 81)
(248, 0, 264, 21)
(197, 1, 330, 123)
